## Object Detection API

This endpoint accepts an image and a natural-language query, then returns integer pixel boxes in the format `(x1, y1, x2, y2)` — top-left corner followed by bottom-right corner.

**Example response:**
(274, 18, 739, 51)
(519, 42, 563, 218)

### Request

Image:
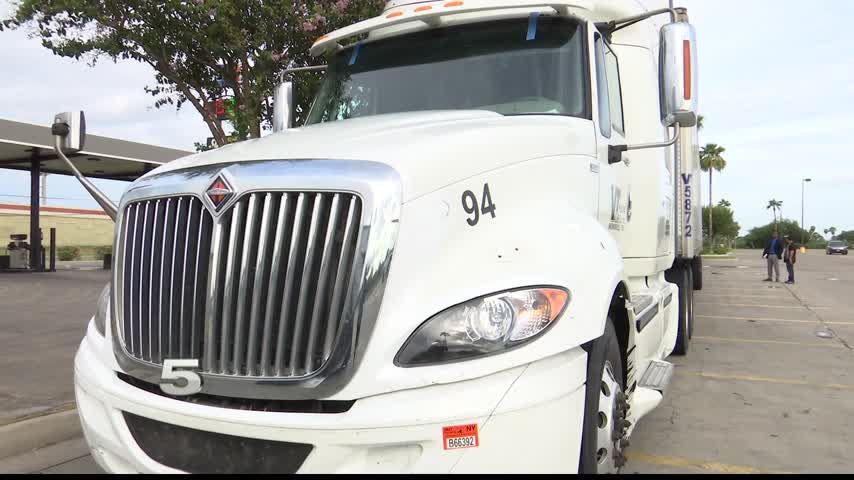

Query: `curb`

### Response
(0, 437, 90, 474)
(0, 408, 82, 460)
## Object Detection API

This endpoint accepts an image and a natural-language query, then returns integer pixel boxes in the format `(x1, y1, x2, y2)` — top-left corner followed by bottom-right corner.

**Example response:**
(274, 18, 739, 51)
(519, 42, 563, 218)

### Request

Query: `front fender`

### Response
(334, 155, 627, 400)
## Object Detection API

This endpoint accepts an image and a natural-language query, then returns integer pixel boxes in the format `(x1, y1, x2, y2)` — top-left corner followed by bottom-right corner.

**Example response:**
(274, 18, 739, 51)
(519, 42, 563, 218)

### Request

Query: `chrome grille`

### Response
(119, 192, 362, 378)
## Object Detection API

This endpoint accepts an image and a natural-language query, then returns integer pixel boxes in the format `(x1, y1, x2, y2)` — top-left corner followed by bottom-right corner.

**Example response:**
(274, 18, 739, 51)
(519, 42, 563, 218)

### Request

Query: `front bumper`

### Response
(75, 324, 588, 473)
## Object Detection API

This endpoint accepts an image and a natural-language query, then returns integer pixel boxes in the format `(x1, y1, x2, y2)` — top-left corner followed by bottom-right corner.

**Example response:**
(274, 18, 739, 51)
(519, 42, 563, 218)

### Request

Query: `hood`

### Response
(154, 111, 596, 202)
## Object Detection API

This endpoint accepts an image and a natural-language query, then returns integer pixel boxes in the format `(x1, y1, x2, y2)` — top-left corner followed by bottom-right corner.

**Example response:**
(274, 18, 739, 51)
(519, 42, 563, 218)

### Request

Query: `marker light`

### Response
(683, 40, 692, 100)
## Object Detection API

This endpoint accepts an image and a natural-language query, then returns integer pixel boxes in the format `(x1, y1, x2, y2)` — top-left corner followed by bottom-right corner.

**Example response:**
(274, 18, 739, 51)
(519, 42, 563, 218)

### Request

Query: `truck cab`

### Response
(70, 0, 701, 473)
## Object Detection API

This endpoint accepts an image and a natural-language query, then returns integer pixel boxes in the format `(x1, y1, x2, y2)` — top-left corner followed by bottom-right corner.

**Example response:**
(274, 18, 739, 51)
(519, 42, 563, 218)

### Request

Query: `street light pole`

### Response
(801, 178, 812, 246)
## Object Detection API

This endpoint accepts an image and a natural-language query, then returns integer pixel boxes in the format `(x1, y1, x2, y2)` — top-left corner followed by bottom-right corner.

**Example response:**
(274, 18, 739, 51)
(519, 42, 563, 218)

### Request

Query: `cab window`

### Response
(594, 33, 611, 138)
(604, 42, 625, 136)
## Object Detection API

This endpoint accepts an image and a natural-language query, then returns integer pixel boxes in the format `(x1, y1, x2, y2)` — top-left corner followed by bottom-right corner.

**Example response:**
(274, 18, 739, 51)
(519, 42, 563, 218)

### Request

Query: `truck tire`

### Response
(666, 267, 690, 356)
(686, 267, 695, 339)
(579, 319, 628, 474)
(692, 256, 703, 291)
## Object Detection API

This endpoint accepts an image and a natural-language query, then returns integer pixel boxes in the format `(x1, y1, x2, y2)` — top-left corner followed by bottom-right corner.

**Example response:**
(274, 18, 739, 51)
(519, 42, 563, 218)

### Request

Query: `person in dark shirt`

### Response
(762, 232, 783, 282)
(783, 235, 798, 284)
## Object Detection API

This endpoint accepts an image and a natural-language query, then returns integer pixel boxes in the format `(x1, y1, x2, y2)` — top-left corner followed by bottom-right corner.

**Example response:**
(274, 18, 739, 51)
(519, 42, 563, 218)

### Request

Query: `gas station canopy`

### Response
(0, 118, 191, 181)
(0, 117, 192, 272)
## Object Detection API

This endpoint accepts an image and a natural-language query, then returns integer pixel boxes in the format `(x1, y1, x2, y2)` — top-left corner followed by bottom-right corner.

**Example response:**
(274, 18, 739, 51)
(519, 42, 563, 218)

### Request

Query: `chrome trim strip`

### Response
(260, 194, 289, 376)
(178, 198, 194, 357)
(141, 201, 152, 360)
(169, 198, 183, 358)
(232, 194, 260, 375)
(126, 204, 139, 352)
(636, 304, 661, 332)
(305, 193, 341, 372)
(158, 198, 172, 363)
(202, 220, 225, 372)
(191, 208, 206, 359)
(275, 193, 307, 376)
(219, 200, 245, 373)
(324, 197, 358, 359)
(289, 194, 326, 376)
(246, 193, 274, 376)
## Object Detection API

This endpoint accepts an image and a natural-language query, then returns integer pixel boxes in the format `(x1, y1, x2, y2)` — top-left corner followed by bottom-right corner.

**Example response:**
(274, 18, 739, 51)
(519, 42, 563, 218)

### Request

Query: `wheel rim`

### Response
(595, 361, 625, 473)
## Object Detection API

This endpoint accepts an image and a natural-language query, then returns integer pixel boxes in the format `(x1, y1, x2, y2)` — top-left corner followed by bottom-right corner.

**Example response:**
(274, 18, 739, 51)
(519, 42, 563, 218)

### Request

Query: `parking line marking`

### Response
(694, 336, 846, 349)
(695, 303, 830, 310)
(700, 293, 796, 300)
(824, 384, 854, 391)
(679, 371, 854, 391)
(696, 315, 854, 326)
(625, 451, 792, 474)
(687, 371, 807, 386)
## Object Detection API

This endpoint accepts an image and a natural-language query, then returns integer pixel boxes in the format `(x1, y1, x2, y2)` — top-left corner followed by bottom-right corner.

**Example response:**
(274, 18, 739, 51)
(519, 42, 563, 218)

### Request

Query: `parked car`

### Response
(827, 240, 849, 255)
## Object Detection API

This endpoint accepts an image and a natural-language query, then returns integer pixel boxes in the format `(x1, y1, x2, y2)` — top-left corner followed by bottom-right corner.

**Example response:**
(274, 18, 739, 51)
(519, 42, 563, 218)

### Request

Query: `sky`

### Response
(0, 0, 851, 236)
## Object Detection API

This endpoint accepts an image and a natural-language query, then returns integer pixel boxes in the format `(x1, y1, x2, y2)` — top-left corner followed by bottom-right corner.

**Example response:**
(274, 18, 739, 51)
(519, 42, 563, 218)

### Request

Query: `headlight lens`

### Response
(395, 287, 569, 367)
(94, 283, 110, 336)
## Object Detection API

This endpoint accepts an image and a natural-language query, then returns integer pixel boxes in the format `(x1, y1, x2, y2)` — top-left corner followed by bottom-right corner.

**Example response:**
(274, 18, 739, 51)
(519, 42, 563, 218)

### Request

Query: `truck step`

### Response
(637, 360, 674, 396)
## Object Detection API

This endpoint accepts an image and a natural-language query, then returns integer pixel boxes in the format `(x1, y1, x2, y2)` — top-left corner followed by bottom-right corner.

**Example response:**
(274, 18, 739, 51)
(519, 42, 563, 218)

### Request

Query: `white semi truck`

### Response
(64, 0, 702, 473)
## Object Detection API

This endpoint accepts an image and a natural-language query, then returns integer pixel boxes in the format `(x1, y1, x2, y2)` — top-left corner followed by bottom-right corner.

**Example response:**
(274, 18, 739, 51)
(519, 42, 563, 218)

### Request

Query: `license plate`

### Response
(442, 423, 479, 450)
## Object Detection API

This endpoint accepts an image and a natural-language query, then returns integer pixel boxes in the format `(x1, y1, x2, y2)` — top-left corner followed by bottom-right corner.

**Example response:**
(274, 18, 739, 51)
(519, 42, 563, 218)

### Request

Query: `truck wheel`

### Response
(666, 267, 690, 356)
(579, 320, 628, 474)
(692, 256, 703, 291)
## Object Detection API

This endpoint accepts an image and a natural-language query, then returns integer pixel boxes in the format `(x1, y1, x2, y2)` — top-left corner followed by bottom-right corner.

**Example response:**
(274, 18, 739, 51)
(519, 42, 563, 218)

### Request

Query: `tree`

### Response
(766, 199, 783, 230)
(700, 143, 727, 238)
(825, 227, 838, 239)
(837, 230, 854, 244)
(742, 219, 811, 250)
(3, 1, 387, 147)
(702, 200, 740, 241)
(697, 115, 704, 131)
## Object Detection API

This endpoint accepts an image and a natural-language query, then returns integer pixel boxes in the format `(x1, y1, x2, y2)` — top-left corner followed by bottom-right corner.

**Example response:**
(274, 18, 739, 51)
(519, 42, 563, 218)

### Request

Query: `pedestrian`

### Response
(783, 235, 798, 284)
(762, 232, 783, 282)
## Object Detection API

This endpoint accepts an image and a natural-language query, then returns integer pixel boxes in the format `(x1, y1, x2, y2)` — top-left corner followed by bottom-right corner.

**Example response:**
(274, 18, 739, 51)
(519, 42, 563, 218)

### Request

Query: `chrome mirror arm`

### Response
(608, 124, 680, 165)
(52, 134, 118, 221)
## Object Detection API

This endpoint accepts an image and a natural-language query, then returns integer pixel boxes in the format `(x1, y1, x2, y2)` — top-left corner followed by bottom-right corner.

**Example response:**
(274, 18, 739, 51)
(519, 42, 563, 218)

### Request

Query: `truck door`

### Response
(592, 30, 629, 232)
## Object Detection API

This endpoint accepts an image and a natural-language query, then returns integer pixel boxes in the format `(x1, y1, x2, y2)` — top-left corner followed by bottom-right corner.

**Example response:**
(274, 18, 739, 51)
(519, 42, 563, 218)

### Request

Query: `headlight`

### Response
(94, 283, 110, 336)
(395, 287, 569, 367)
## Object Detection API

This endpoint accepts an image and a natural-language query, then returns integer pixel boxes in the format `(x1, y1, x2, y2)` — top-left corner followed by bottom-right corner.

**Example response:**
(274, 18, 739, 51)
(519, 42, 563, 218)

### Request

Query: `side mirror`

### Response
(659, 21, 698, 128)
(52, 111, 86, 152)
(273, 81, 295, 132)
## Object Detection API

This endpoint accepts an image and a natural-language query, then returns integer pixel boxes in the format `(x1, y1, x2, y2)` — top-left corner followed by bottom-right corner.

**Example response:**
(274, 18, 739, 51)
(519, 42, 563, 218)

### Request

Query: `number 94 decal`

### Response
(461, 183, 497, 226)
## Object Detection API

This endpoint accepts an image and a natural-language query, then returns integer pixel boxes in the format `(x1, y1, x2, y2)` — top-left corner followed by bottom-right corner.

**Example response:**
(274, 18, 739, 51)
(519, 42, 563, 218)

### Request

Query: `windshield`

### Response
(306, 17, 588, 125)
(829, 241, 846, 247)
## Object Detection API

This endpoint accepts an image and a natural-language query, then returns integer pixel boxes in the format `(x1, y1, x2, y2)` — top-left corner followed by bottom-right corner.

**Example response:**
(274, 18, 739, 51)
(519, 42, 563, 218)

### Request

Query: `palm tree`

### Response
(718, 199, 732, 208)
(825, 227, 838, 239)
(697, 115, 705, 131)
(700, 143, 727, 239)
(767, 199, 783, 230)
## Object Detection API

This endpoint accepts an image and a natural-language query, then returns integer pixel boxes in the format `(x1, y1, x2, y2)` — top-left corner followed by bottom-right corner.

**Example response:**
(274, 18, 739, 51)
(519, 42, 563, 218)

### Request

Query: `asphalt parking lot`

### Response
(0, 267, 107, 424)
(626, 249, 853, 474)
(1, 250, 851, 473)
